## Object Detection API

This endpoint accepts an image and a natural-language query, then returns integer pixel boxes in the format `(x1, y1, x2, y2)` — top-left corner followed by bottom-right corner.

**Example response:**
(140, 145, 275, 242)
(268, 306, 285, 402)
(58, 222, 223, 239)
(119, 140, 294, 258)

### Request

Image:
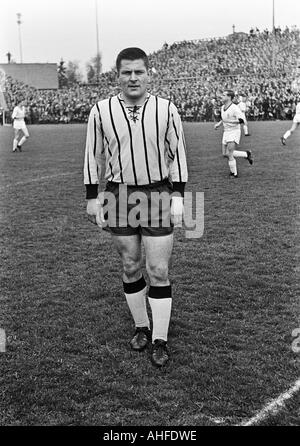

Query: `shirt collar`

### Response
(118, 92, 150, 107)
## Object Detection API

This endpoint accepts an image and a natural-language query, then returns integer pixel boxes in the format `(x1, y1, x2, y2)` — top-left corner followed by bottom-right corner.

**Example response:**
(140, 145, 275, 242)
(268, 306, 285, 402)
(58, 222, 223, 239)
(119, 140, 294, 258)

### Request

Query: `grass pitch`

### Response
(0, 121, 299, 426)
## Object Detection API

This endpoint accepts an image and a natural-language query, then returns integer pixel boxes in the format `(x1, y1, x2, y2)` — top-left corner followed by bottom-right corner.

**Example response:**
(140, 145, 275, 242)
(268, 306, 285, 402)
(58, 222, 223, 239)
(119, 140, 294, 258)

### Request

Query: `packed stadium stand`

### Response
(2, 27, 299, 123)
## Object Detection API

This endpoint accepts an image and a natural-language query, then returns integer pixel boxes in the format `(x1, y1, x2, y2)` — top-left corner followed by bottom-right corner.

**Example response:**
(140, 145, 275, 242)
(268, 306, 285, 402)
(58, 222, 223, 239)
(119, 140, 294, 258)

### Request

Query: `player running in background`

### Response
(12, 97, 29, 152)
(281, 97, 300, 145)
(237, 94, 250, 136)
(215, 90, 253, 178)
(83, 47, 188, 367)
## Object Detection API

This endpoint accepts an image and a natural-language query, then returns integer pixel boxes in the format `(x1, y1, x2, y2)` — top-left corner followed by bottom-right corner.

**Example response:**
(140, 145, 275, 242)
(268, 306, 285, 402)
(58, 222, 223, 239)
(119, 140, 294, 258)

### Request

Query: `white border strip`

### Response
(239, 378, 300, 426)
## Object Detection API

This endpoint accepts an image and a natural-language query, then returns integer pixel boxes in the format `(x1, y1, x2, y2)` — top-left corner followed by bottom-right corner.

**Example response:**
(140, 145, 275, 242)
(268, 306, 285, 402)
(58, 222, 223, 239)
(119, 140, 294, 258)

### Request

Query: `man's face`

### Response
(118, 59, 149, 101)
(222, 92, 230, 104)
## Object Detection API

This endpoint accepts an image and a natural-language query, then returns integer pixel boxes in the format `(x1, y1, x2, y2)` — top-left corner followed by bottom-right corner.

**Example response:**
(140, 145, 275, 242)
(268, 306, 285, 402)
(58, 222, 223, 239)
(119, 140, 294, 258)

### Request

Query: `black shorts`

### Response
(102, 179, 174, 237)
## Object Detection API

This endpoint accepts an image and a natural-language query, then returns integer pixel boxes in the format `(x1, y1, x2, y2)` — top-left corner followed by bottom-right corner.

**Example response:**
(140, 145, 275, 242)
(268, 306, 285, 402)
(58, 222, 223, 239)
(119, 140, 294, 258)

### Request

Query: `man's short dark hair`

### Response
(116, 47, 149, 73)
(224, 90, 235, 100)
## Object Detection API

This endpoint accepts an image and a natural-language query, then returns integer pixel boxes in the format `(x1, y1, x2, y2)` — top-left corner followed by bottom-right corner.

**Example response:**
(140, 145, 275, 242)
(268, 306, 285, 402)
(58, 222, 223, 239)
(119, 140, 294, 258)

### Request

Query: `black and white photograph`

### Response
(0, 0, 299, 430)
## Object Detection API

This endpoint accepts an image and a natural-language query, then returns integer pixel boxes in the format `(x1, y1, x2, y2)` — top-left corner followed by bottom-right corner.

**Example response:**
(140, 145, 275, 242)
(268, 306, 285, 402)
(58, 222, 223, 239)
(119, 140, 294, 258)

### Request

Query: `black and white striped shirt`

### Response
(84, 93, 188, 198)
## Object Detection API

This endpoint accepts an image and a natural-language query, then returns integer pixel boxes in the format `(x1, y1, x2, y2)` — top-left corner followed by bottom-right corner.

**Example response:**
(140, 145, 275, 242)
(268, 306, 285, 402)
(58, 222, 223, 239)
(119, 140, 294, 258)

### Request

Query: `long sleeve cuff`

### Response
(86, 184, 99, 199)
(172, 182, 186, 197)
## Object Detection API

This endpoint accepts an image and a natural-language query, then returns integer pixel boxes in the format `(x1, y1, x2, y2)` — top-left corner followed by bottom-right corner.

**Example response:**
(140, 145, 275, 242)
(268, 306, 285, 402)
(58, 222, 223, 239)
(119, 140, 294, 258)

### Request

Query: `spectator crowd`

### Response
(3, 26, 300, 123)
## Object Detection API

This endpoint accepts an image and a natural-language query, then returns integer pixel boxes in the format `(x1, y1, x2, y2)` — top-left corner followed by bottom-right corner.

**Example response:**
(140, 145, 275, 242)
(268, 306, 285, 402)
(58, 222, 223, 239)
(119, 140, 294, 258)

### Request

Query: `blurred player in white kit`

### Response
(281, 96, 300, 145)
(12, 97, 30, 152)
(215, 90, 253, 178)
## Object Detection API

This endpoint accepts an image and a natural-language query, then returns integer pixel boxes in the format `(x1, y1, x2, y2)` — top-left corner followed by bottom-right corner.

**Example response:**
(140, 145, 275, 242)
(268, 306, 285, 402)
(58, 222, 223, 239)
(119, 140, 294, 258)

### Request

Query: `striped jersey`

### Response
(84, 93, 188, 197)
(12, 105, 26, 120)
(221, 103, 245, 132)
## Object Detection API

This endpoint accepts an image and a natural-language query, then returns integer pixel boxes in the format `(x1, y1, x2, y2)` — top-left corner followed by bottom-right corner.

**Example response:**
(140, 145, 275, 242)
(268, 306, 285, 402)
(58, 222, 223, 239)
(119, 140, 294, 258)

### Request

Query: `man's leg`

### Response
(227, 142, 238, 177)
(143, 233, 173, 366)
(13, 129, 19, 152)
(243, 124, 248, 136)
(112, 234, 150, 350)
(282, 123, 298, 144)
(233, 147, 253, 165)
(222, 143, 228, 158)
(222, 143, 229, 166)
(243, 119, 250, 136)
(18, 127, 29, 150)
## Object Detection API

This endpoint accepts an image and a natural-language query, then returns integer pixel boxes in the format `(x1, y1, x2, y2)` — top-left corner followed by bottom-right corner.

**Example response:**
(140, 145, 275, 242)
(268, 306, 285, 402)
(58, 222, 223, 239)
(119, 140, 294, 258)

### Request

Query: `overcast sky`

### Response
(1, 0, 299, 75)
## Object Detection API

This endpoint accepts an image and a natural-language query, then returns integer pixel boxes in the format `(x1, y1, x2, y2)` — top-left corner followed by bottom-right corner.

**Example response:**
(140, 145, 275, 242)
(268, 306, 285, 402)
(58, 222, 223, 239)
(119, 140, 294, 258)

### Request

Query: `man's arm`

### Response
(167, 102, 188, 193)
(214, 119, 223, 129)
(84, 104, 104, 198)
(166, 103, 188, 226)
(234, 105, 245, 124)
(83, 104, 105, 227)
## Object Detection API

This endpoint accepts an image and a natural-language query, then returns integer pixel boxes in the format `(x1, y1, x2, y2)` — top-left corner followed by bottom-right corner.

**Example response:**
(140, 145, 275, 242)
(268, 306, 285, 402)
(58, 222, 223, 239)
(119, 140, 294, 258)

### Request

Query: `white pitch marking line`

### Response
(239, 378, 300, 426)
(0, 171, 77, 189)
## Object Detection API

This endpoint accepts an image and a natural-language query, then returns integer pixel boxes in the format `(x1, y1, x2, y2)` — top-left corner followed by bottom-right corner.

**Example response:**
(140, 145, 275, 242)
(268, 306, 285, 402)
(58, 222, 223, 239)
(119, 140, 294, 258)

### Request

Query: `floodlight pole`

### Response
(95, 0, 100, 82)
(17, 13, 23, 63)
(271, 0, 276, 71)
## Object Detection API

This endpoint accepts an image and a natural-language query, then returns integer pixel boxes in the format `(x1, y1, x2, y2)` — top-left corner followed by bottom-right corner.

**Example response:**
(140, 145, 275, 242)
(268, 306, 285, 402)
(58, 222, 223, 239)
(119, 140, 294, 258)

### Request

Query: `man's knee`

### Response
(227, 146, 235, 160)
(146, 262, 169, 284)
(123, 258, 141, 280)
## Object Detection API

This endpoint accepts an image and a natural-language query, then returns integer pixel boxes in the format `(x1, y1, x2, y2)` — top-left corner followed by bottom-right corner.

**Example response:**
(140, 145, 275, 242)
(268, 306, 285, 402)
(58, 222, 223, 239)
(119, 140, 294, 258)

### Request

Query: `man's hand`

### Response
(171, 196, 184, 227)
(214, 122, 221, 130)
(86, 198, 105, 228)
